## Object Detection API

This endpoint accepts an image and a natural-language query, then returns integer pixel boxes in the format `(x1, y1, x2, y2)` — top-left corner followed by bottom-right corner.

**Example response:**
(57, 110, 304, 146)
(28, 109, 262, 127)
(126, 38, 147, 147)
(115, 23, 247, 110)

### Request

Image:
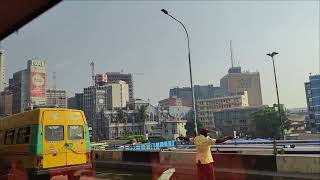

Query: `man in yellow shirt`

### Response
(194, 128, 233, 180)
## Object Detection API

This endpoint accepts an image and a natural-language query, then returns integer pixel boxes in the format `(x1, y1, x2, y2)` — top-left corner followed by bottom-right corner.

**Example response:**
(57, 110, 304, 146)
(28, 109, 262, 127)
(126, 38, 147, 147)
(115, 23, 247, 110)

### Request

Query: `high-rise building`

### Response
(106, 72, 134, 101)
(0, 88, 13, 116)
(68, 93, 84, 110)
(46, 89, 68, 108)
(305, 74, 320, 133)
(169, 85, 222, 102)
(0, 49, 5, 92)
(12, 59, 47, 113)
(220, 66, 263, 106)
(105, 80, 129, 110)
(83, 81, 129, 134)
(12, 70, 28, 113)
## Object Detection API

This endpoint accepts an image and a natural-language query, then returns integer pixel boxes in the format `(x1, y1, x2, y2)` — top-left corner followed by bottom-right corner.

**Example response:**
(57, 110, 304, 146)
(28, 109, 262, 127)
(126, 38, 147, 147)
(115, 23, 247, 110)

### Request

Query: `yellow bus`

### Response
(0, 108, 92, 180)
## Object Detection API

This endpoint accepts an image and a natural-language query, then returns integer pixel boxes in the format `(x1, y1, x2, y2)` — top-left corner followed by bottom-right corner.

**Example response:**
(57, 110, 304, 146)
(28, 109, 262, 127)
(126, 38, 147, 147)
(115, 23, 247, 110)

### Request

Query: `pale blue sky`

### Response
(2, 1, 319, 108)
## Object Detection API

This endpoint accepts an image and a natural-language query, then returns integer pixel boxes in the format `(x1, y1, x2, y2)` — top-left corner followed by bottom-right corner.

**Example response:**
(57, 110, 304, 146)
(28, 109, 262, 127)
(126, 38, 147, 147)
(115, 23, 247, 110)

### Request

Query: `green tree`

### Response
(115, 109, 128, 135)
(185, 119, 203, 137)
(252, 106, 289, 139)
(137, 105, 149, 134)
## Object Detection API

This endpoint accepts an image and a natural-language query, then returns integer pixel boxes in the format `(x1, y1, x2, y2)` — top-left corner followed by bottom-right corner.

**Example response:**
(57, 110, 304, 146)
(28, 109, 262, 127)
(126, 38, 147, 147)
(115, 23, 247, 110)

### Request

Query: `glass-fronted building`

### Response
(305, 74, 320, 133)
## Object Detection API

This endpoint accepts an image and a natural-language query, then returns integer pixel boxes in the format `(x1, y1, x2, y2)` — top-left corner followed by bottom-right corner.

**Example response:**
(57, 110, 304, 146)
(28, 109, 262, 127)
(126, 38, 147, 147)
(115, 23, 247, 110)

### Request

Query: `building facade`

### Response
(12, 70, 28, 113)
(0, 89, 12, 116)
(0, 49, 5, 92)
(161, 119, 187, 140)
(197, 91, 249, 128)
(83, 81, 129, 134)
(94, 109, 159, 140)
(83, 85, 108, 128)
(214, 106, 264, 136)
(169, 85, 222, 102)
(11, 59, 47, 114)
(158, 97, 191, 111)
(220, 67, 263, 106)
(106, 80, 129, 110)
(106, 72, 134, 101)
(46, 89, 68, 108)
(305, 74, 320, 133)
(68, 93, 84, 110)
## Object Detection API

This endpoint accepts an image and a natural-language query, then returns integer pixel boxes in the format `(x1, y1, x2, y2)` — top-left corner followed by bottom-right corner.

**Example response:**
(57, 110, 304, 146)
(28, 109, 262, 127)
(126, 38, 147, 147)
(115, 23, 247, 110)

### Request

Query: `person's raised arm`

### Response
(216, 136, 233, 144)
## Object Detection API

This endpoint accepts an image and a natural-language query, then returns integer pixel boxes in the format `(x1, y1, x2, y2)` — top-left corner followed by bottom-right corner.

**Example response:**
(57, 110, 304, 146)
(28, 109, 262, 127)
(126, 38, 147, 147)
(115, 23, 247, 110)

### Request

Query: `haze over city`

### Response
(1, 1, 319, 108)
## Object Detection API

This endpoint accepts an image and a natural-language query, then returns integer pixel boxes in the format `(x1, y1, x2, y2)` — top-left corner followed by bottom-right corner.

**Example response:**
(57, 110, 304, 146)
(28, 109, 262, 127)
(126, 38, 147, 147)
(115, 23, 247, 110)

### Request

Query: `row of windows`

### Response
(3, 127, 30, 145)
(2, 125, 84, 145)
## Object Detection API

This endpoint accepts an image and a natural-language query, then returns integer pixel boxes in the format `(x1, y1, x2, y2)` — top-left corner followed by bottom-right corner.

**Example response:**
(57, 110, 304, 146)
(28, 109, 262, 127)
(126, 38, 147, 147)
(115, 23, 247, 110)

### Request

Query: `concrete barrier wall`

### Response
(94, 150, 123, 161)
(277, 154, 320, 174)
(92, 150, 320, 175)
(159, 151, 276, 171)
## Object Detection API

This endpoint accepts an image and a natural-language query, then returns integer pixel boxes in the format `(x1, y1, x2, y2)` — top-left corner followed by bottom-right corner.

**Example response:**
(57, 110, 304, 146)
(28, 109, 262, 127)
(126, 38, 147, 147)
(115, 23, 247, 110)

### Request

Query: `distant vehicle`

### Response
(0, 108, 92, 180)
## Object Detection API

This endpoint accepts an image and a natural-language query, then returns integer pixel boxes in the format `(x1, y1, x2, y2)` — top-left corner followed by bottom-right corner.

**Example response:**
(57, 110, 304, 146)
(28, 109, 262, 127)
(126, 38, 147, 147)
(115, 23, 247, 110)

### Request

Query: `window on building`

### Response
(4, 129, 15, 145)
(17, 127, 31, 144)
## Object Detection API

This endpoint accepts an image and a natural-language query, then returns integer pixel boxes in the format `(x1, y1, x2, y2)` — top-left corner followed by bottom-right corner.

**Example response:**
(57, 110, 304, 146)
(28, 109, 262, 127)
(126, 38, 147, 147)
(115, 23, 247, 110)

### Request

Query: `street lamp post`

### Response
(266, 52, 284, 140)
(161, 9, 198, 135)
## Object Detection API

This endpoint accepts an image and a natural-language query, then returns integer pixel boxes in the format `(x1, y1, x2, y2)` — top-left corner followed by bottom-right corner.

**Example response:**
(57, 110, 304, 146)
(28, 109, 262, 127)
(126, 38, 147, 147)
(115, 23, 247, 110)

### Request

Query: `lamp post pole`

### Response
(161, 9, 198, 135)
(267, 52, 284, 140)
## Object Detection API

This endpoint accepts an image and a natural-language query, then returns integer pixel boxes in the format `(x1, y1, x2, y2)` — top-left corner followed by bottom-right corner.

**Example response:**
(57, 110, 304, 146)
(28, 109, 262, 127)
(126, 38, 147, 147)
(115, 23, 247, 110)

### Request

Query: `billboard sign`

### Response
(30, 72, 46, 97)
(95, 73, 108, 84)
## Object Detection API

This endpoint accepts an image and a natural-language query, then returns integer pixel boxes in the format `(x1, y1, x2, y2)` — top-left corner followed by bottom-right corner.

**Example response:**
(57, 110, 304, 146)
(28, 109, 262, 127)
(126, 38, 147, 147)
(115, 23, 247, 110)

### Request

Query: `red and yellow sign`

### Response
(30, 72, 46, 98)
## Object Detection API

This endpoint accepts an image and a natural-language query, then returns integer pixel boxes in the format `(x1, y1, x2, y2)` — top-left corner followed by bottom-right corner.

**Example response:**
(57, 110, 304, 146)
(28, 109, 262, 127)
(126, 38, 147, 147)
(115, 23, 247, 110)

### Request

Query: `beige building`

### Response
(46, 89, 68, 108)
(220, 67, 262, 106)
(161, 119, 187, 139)
(197, 91, 249, 129)
(106, 80, 129, 110)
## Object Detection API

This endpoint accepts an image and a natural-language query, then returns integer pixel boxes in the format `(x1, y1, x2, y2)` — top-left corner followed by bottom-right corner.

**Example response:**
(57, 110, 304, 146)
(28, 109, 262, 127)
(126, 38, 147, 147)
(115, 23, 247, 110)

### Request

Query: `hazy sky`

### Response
(2, 1, 319, 108)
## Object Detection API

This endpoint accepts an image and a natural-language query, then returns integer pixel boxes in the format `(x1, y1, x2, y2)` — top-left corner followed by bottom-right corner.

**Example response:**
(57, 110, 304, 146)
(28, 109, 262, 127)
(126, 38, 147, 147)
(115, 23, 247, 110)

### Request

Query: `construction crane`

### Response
(90, 61, 95, 86)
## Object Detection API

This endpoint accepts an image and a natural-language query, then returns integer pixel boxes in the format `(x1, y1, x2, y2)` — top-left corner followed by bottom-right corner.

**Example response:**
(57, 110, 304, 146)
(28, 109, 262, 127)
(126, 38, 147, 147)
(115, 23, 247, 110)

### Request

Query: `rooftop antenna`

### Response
(90, 61, 95, 86)
(230, 40, 234, 68)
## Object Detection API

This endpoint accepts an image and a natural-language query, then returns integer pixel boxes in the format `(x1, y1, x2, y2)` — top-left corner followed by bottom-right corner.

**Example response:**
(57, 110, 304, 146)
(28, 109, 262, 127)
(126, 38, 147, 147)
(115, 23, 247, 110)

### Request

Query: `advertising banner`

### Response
(30, 72, 46, 98)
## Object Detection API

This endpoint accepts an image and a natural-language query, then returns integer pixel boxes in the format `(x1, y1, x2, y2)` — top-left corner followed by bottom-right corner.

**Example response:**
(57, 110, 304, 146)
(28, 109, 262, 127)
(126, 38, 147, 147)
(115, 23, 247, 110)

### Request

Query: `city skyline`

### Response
(1, 1, 319, 108)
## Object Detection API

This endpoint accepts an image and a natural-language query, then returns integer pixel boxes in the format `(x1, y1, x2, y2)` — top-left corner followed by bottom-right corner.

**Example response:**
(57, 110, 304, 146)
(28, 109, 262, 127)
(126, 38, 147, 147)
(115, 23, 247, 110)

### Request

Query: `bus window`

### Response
(4, 129, 15, 145)
(17, 127, 31, 144)
(45, 126, 64, 141)
(68, 125, 84, 140)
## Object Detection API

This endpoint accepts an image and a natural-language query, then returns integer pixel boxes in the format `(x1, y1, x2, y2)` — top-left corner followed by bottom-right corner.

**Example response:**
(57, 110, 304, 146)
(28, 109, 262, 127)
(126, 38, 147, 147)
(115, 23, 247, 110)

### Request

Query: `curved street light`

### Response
(161, 9, 198, 135)
(266, 52, 284, 140)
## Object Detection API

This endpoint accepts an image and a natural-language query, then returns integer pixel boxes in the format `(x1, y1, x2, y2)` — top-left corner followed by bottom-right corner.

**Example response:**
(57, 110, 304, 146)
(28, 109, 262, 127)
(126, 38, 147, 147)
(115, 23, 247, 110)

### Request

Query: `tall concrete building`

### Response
(46, 89, 68, 108)
(68, 93, 84, 110)
(106, 80, 129, 110)
(305, 74, 320, 133)
(12, 59, 47, 113)
(83, 81, 129, 132)
(0, 88, 13, 116)
(220, 66, 263, 106)
(0, 49, 5, 92)
(169, 85, 222, 102)
(106, 72, 134, 101)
